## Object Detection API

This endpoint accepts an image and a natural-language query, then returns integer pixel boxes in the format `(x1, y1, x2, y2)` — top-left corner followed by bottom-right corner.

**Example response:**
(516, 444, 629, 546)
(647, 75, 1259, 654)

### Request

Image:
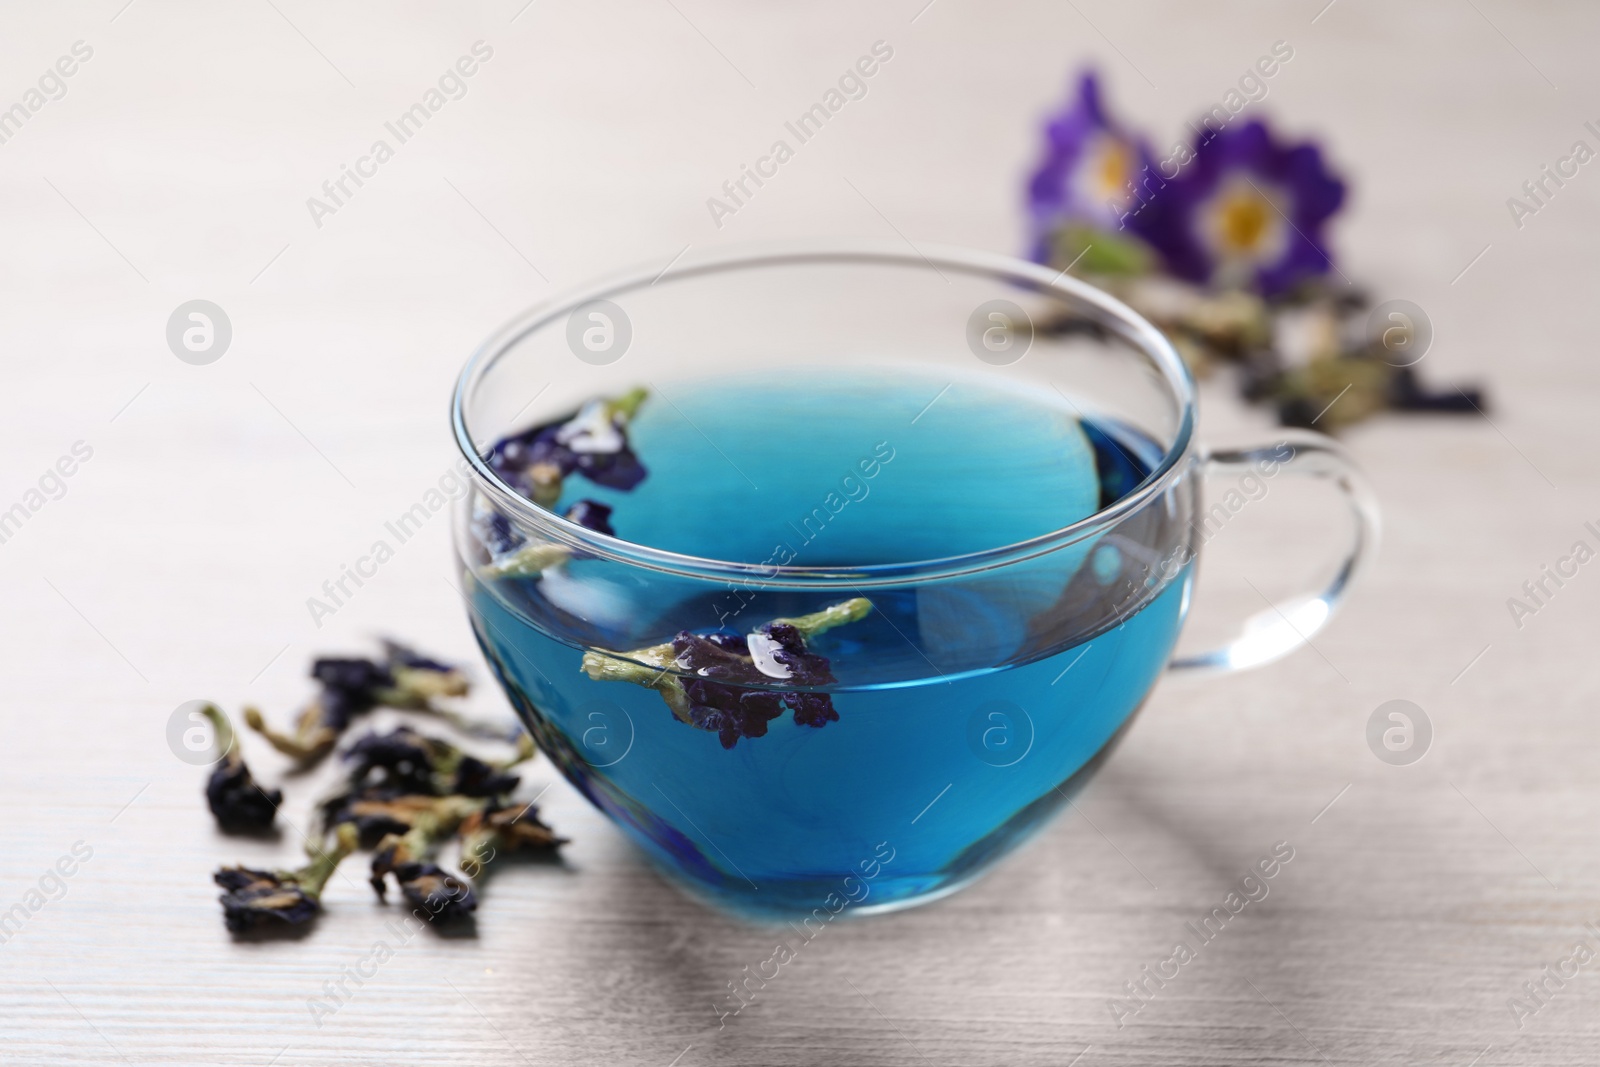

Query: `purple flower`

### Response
(213, 825, 356, 933)
(206, 752, 282, 834)
(246, 643, 469, 765)
(582, 599, 870, 749)
(341, 726, 524, 798)
(391, 862, 478, 921)
(1140, 120, 1345, 297)
(673, 624, 845, 749)
(368, 810, 483, 923)
(487, 388, 649, 508)
(311, 657, 393, 730)
(342, 727, 438, 789)
(197, 704, 281, 834)
(1026, 72, 1159, 259)
(214, 866, 320, 932)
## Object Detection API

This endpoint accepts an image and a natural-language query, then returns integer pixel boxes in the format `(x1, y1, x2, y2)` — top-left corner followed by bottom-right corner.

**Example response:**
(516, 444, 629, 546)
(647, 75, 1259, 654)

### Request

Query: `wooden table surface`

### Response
(4, 1, 1598, 1064)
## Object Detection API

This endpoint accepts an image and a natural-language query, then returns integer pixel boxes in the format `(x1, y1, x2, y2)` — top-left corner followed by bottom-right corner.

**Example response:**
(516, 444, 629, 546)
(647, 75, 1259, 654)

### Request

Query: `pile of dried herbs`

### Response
(204, 640, 563, 934)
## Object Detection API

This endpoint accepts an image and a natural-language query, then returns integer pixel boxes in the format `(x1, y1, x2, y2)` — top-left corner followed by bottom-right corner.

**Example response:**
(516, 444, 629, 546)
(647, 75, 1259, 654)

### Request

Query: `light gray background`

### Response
(2, 1, 1596, 1064)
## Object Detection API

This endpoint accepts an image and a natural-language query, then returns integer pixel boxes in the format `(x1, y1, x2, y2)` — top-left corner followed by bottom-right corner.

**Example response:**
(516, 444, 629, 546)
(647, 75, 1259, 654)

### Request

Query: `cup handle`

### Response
(1167, 430, 1381, 673)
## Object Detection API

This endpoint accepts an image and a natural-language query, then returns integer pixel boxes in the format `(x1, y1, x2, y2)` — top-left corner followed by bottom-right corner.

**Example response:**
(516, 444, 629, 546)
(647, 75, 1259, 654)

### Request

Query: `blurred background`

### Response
(3, 2, 1598, 1064)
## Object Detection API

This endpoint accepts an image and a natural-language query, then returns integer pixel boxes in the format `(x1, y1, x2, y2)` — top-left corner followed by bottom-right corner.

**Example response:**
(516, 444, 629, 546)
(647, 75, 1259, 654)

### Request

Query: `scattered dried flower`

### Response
(214, 824, 357, 933)
(459, 802, 566, 878)
(200, 703, 282, 834)
(341, 725, 530, 797)
(368, 795, 485, 921)
(245, 642, 473, 765)
(202, 640, 560, 936)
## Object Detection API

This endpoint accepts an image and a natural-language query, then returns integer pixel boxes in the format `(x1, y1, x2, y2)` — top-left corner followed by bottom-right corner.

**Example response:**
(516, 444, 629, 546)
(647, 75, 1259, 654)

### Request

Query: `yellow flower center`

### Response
(1215, 190, 1272, 252)
(1197, 176, 1289, 272)
(1094, 140, 1131, 199)
(1074, 134, 1136, 215)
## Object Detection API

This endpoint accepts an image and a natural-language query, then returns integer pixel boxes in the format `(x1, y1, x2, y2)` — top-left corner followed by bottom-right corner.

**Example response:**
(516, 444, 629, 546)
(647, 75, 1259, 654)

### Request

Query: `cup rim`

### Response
(451, 239, 1197, 588)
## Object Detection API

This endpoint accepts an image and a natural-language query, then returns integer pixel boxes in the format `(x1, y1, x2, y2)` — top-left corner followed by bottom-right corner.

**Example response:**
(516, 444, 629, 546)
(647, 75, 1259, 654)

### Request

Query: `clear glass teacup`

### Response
(451, 241, 1378, 917)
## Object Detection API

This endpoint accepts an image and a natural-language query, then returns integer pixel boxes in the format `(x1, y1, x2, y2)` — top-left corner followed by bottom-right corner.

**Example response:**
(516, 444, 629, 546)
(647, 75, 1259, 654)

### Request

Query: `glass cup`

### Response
(450, 241, 1378, 918)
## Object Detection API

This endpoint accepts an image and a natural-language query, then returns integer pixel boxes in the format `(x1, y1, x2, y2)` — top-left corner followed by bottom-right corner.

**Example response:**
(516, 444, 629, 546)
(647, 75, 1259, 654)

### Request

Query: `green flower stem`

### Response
(604, 386, 649, 424)
(244, 703, 336, 763)
(292, 823, 358, 901)
(527, 464, 564, 509)
(503, 731, 536, 767)
(424, 731, 536, 792)
(581, 642, 690, 720)
(773, 597, 873, 639)
(199, 703, 236, 763)
(388, 665, 469, 701)
(382, 796, 486, 866)
(481, 543, 573, 580)
(1051, 223, 1154, 278)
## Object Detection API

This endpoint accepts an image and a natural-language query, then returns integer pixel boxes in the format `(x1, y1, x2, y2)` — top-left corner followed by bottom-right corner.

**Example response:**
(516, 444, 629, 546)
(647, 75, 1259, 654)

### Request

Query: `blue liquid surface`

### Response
(467, 373, 1192, 916)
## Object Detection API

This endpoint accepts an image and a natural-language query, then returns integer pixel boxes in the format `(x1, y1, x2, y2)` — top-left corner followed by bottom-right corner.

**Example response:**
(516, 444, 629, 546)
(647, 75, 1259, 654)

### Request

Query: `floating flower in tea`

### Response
(582, 598, 871, 749)
(486, 387, 649, 508)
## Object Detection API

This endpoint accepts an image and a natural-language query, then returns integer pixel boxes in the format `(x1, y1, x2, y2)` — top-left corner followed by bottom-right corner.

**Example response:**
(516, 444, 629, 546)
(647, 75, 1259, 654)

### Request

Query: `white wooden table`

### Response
(3, 1, 1597, 1063)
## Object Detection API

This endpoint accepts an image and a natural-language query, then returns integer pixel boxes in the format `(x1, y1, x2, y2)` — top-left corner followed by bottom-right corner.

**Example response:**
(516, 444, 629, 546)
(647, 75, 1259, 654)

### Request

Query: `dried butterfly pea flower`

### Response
(244, 660, 387, 764)
(368, 795, 485, 922)
(458, 802, 566, 878)
(486, 387, 650, 508)
(214, 823, 357, 933)
(324, 787, 440, 848)
(451, 754, 523, 798)
(581, 598, 872, 749)
(199, 703, 282, 834)
(341, 725, 531, 798)
(390, 862, 477, 921)
(382, 640, 470, 702)
(341, 726, 439, 788)
(204, 640, 561, 935)
(246, 644, 472, 765)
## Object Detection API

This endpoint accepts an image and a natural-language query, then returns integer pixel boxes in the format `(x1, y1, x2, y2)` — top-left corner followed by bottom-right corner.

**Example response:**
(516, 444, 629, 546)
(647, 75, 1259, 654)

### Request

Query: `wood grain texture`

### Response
(2, 1, 1597, 1064)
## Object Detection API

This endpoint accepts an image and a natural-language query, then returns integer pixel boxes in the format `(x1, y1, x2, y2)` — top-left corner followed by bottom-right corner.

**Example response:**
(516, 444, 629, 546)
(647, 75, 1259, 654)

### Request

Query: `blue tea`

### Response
(463, 372, 1193, 915)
